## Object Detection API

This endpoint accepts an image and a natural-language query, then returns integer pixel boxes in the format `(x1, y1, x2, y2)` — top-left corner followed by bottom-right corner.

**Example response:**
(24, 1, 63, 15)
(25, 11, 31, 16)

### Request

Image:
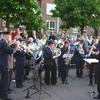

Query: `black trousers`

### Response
(15, 65, 24, 87)
(89, 64, 98, 84)
(76, 61, 83, 77)
(97, 71, 100, 97)
(0, 68, 10, 98)
(61, 65, 69, 83)
(8, 69, 12, 89)
(44, 65, 57, 84)
(24, 62, 31, 76)
(58, 61, 62, 77)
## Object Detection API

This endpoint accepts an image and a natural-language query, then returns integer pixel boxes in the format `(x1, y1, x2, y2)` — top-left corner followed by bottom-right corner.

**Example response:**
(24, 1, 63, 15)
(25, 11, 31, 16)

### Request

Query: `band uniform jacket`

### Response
(14, 50, 26, 66)
(43, 46, 55, 66)
(0, 39, 17, 69)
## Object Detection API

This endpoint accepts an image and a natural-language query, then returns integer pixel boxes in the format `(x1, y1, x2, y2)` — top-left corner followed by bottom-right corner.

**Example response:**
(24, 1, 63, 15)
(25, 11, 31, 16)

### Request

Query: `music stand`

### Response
(84, 58, 99, 96)
(23, 60, 51, 98)
(62, 54, 75, 85)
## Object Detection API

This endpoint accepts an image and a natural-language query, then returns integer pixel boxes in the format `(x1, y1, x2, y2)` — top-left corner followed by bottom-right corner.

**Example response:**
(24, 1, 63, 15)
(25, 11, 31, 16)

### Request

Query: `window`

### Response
(2, 20, 25, 28)
(46, 20, 56, 31)
(73, 27, 79, 33)
(84, 26, 87, 32)
(2, 20, 14, 27)
(46, 3, 56, 15)
(91, 28, 95, 35)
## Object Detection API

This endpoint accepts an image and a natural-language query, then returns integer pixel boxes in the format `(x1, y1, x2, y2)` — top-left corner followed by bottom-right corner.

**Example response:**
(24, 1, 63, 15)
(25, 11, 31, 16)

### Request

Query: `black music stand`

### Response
(23, 63, 51, 98)
(84, 58, 99, 96)
(62, 54, 75, 86)
(63, 60, 75, 86)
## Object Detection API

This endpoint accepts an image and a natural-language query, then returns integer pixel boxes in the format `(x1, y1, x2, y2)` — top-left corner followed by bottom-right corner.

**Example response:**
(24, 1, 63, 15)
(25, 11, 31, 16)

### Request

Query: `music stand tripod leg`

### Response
(30, 65, 51, 97)
(63, 64, 74, 86)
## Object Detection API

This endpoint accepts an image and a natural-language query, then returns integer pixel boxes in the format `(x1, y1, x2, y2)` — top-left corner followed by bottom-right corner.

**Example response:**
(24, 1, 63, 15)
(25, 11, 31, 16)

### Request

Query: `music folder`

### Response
(62, 54, 74, 58)
(84, 58, 99, 64)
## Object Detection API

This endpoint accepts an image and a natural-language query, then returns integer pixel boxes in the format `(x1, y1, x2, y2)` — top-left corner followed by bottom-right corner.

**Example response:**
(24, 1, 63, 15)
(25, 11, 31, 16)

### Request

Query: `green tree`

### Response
(0, 0, 46, 33)
(51, 0, 100, 34)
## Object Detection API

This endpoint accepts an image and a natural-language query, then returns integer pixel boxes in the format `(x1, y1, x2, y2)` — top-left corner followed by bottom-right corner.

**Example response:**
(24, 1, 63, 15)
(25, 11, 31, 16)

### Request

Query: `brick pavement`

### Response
(0, 68, 97, 100)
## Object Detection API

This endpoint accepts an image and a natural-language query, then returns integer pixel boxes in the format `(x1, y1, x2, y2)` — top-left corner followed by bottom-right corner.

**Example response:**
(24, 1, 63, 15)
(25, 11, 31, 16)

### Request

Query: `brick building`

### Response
(0, 0, 99, 37)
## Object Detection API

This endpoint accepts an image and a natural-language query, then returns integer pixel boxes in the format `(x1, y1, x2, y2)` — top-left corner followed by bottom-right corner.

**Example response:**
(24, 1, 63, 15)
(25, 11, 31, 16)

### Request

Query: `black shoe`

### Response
(2, 97, 13, 100)
(88, 83, 93, 86)
(93, 96, 100, 99)
(23, 76, 30, 80)
(16, 86, 23, 88)
(8, 88, 13, 91)
(21, 85, 25, 87)
(45, 83, 50, 85)
(79, 76, 83, 78)
(65, 81, 68, 84)
(8, 91, 11, 94)
(52, 83, 56, 85)
(76, 76, 80, 78)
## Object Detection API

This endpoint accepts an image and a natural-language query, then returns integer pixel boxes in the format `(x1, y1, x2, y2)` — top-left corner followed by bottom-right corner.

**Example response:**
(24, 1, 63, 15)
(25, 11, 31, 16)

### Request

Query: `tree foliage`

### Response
(0, 0, 46, 32)
(51, 0, 100, 34)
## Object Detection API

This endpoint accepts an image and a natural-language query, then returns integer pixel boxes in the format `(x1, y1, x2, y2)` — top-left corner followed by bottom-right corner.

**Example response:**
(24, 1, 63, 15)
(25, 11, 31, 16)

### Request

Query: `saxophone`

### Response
(65, 46, 71, 65)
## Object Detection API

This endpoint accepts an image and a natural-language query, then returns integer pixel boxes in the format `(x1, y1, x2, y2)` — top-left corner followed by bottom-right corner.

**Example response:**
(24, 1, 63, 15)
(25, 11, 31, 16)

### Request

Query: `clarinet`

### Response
(87, 44, 94, 57)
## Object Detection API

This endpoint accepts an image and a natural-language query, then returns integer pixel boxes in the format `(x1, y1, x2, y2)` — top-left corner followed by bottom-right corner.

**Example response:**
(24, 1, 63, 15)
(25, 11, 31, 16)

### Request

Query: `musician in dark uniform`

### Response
(14, 38, 26, 88)
(88, 38, 100, 86)
(74, 40, 87, 78)
(58, 41, 70, 84)
(43, 40, 57, 85)
(91, 51, 100, 99)
(0, 31, 17, 100)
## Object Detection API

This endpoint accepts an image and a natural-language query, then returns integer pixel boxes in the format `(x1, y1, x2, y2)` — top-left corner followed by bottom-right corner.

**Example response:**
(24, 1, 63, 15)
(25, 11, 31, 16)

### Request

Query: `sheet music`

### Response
(62, 54, 74, 58)
(84, 58, 99, 64)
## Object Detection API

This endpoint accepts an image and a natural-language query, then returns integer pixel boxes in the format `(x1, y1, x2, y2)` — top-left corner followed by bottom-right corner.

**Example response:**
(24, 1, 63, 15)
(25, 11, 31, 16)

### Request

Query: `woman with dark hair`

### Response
(58, 41, 70, 84)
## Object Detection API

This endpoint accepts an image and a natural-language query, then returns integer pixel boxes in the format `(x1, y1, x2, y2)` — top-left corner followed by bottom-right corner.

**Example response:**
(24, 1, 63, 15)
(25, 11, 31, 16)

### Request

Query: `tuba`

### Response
(52, 47, 61, 59)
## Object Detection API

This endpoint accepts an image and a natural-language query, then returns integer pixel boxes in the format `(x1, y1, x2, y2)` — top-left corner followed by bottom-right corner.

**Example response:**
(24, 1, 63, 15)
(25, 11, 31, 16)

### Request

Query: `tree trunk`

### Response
(6, 15, 10, 30)
(80, 25, 84, 35)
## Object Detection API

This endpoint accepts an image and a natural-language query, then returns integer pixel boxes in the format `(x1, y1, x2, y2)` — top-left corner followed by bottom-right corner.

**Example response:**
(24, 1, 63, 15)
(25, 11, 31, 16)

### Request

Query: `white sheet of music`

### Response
(62, 54, 74, 58)
(84, 58, 99, 64)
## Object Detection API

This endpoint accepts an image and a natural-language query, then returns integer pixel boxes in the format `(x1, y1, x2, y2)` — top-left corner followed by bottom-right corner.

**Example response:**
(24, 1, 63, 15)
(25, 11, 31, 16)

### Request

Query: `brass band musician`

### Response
(58, 41, 70, 84)
(43, 40, 57, 85)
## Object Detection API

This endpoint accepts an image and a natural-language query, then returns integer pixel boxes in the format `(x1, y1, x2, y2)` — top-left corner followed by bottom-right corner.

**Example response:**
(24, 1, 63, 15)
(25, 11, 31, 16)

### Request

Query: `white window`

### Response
(46, 3, 56, 15)
(91, 28, 95, 35)
(46, 20, 56, 31)
(73, 27, 79, 33)
(2, 20, 14, 27)
(84, 26, 87, 32)
(2, 20, 25, 28)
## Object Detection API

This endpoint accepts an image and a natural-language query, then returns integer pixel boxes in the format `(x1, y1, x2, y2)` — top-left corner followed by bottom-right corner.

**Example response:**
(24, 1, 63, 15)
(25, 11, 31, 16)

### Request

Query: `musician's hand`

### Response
(92, 46, 96, 49)
(64, 59, 67, 62)
(26, 60, 29, 62)
(92, 51, 96, 54)
(35, 65, 39, 69)
(95, 51, 100, 55)
(14, 41, 20, 46)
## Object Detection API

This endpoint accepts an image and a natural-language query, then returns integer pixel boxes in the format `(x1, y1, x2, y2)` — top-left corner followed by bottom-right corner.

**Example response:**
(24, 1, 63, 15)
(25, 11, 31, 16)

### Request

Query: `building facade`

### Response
(0, 0, 99, 37)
